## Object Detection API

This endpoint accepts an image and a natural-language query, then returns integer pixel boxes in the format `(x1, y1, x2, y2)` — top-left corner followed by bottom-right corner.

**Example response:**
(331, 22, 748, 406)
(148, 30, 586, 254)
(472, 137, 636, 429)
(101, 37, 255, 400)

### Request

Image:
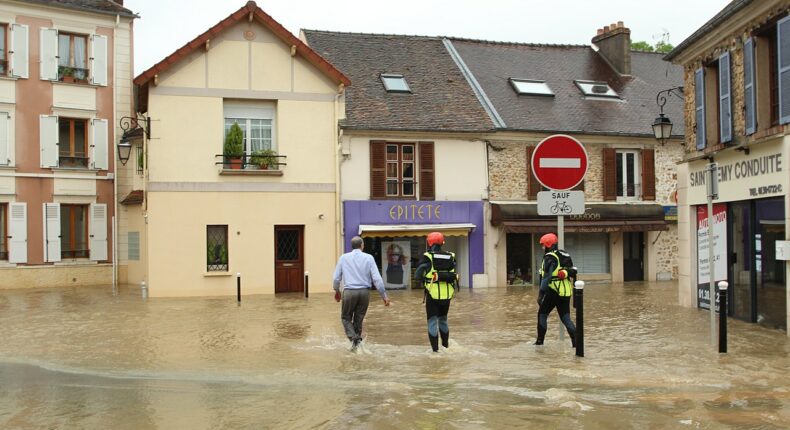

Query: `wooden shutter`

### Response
(89, 203, 108, 261)
(695, 67, 706, 150)
(641, 149, 656, 201)
(39, 28, 58, 81)
(0, 112, 8, 165)
(369, 140, 386, 200)
(778, 16, 790, 124)
(719, 51, 732, 143)
(39, 115, 58, 168)
(91, 118, 109, 170)
(419, 141, 435, 201)
(603, 148, 617, 201)
(744, 37, 756, 135)
(10, 24, 29, 79)
(44, 203, 61, 263)
(90, 34, 108, 86)
(8, 202, 27, 264)
(526, 145, 540, 200)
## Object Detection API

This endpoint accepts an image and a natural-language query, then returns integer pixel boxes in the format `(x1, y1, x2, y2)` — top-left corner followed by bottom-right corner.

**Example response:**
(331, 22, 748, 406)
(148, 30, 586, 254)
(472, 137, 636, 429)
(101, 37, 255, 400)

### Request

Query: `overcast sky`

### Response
(126, 0, 733, 75)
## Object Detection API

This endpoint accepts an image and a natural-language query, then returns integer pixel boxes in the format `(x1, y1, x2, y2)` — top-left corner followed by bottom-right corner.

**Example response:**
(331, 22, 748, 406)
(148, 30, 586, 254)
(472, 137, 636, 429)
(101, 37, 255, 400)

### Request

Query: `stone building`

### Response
(666, 0, 789, 332)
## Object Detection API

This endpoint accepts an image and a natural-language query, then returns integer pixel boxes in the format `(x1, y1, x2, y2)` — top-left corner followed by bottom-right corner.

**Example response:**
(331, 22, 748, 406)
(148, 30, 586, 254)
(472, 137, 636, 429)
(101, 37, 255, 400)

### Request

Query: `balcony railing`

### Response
(215, 153, 287, 173)
(58, 66, 89, 83)
(59, 155, 90, 169)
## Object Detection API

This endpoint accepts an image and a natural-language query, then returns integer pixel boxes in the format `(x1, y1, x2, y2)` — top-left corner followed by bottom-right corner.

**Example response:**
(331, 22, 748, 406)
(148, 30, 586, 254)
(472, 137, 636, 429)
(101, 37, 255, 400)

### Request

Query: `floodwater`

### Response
(0, 282, 788, 429)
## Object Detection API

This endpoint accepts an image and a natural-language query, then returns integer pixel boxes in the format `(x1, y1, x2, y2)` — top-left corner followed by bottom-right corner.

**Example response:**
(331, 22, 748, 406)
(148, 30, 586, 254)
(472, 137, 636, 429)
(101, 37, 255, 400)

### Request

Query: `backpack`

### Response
(555, 249, 577, 278)
(429, 251, 457, 283)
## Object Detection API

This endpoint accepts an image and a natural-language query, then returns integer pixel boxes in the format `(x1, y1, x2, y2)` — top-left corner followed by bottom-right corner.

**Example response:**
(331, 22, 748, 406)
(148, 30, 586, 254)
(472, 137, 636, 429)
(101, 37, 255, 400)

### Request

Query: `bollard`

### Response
(140, 280, 148, 299)
(304, 271, 309, 298)
(718, 281, 728, 354)
(574, 280, 584, 357)
(236, 272, 241, 304)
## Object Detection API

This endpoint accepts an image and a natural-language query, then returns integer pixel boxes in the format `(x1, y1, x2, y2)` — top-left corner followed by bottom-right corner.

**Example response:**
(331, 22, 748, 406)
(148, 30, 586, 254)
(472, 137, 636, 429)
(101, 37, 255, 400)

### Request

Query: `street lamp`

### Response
(652, 86, 684, 145)
(118, 115, 151, 165)
(117, 135, 133, 165)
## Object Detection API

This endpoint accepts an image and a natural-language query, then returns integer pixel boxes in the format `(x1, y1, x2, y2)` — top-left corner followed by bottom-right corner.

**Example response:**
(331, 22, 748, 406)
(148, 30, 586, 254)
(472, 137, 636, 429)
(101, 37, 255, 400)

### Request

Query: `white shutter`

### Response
(89, 203, 107, 261)
(10, 24, 29, 79)
(0, 113, 8, 166)
(91, 118, 108, 170)
(44, 203, 61, 263)
(90, 34, 108, 86)
(778, 16, 790, 124)
(40, 115, 58, 168)
(8, 203, 27, 264)
(40, 28, 58, 81)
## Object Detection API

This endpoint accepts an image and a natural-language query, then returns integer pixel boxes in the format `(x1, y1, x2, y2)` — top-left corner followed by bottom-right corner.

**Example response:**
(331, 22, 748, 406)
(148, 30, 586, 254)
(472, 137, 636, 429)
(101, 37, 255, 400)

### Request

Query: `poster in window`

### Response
(697, 203, 727, 311)
(382, 241, 411, 289)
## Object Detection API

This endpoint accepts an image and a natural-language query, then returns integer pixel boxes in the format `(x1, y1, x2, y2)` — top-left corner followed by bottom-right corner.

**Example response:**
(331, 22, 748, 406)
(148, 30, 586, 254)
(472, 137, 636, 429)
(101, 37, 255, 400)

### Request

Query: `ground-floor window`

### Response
(206, 225, 228, 272)
(60, 204, 88, 258)
(533, 233, 609, 274)
(0, 203, 6, 260)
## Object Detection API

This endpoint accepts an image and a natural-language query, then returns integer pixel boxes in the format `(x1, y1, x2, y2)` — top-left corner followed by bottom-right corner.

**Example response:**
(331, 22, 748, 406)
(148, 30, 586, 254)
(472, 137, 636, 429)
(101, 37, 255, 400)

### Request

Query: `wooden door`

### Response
(274, 225, 304, 293)
(623, 232, 644, 282)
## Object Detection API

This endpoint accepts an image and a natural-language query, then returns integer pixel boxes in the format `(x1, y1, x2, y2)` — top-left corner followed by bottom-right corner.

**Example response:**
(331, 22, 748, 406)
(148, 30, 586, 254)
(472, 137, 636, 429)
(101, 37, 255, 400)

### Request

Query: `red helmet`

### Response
(427, 232, 445, 247)
(539, 233, 558, 248)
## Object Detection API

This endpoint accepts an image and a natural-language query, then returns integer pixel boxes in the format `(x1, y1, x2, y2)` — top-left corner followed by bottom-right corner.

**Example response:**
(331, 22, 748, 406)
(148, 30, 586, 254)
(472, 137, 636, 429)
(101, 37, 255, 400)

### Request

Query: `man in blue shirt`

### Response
(333, 236, 391, 351)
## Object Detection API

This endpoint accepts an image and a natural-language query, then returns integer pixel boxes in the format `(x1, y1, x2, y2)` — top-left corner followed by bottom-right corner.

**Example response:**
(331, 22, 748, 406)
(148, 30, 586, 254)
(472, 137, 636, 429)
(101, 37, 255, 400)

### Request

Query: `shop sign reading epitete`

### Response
(388, 203, 442, 221)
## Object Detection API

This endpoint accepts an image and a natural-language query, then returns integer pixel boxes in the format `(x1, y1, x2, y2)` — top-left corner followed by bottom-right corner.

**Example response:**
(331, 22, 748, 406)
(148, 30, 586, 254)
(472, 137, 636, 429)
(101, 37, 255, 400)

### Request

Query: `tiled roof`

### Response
(120, 190, 144, 205)
(302, 30, 496, 133)
(21, 0, 136, 18)
(135, 2, 349, 88)
(450, 39, 685, 137)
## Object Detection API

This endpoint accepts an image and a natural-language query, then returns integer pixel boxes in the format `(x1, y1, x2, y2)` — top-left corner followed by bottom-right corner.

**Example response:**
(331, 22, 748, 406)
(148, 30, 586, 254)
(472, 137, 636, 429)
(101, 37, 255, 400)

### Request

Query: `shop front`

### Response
(686, 139, 788, 330)
(491, 202, 670, 284)
(343, 201, 485, 288)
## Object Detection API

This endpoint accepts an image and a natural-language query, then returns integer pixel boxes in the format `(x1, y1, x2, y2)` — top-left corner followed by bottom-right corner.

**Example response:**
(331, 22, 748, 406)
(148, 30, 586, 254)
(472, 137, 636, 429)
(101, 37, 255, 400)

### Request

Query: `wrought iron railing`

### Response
(215, 153, 287, 171)
(58, 155, 89, 168)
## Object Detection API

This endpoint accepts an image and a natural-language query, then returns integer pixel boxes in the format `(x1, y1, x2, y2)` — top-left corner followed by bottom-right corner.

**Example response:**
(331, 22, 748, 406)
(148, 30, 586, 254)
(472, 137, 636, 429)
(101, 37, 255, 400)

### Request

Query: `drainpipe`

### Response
(112, 14, 120, 289)
(334, 84, 345, 260)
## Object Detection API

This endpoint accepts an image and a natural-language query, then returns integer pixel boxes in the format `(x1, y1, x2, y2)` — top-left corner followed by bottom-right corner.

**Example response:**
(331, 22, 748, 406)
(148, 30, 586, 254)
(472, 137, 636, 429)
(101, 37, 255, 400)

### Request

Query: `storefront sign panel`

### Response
(697, 203, 727, 310)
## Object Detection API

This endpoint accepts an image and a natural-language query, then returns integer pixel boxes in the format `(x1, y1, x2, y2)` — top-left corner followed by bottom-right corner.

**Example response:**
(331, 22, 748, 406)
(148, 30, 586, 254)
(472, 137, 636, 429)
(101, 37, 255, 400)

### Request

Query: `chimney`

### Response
(592, 21, 631, 75)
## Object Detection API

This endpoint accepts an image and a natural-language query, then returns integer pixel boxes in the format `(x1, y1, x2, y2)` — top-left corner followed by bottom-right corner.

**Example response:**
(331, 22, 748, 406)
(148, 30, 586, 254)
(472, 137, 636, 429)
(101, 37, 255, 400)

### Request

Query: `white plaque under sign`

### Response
(537, 191, 585, 216)
(777, 241, 790, 261)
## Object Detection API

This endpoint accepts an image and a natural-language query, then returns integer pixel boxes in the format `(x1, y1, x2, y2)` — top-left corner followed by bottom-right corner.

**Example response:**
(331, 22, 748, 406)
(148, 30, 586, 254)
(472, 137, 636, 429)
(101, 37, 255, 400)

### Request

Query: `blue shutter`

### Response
(719, 51, 732, 143)
(744, 38, 756, 135)
(695, 67, 706, 150)
(778, 16, 790, 124)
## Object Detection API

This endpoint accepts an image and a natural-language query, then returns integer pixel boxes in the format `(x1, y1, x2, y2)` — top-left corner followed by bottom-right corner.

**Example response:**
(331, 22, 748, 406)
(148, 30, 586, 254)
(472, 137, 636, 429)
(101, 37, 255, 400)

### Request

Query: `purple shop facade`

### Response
(343, 200, 485, 287)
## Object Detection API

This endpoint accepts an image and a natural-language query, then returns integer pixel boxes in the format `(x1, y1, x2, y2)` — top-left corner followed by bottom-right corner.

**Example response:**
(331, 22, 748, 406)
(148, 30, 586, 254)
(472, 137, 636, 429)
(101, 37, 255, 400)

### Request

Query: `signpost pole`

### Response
(558, 215, 564, 342)
(706, 162, 719, 346)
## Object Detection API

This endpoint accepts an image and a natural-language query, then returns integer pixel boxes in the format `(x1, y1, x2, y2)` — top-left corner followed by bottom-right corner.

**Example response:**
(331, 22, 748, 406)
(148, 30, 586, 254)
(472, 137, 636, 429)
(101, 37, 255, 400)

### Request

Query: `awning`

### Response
(491, 202, 668, 233)
(358, 223, 475, 238)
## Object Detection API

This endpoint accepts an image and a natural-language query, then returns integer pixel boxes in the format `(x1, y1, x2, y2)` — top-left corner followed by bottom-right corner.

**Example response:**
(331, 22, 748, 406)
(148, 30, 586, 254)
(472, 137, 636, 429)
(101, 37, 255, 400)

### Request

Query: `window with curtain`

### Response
(207, 225, 228, 272)
(616, 150, 640, 199)
(385, 143, 415, 198)
(224, 118, 273, 154)
(58, 118, 89, 168)
(60, 204, 88, 259)
(58, 32, 88, 82)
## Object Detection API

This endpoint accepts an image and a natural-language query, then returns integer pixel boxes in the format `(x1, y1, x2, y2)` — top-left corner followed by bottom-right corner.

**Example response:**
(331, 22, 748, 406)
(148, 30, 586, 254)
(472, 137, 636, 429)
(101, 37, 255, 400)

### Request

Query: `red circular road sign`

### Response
(531, 134, 588, 190)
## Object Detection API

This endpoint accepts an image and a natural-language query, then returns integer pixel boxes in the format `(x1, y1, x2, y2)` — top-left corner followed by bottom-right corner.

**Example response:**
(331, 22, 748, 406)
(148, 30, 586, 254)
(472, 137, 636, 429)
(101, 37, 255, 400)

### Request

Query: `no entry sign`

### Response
(531, 134, 588, 190)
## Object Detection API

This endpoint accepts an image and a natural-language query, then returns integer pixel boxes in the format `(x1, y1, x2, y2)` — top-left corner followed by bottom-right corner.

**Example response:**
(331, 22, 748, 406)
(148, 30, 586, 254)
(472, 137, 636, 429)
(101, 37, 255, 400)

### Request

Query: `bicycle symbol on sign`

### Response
(550, 201, 573, 214)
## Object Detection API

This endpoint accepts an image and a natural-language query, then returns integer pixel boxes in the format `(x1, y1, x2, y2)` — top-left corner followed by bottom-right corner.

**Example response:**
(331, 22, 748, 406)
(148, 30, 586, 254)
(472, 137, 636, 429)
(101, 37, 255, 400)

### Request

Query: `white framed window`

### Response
(509, 78, 554, 96)
(223, 101, 276, 155)
(385, 143, 415, 197)
(575, 80, 619, 98)
(39, 28, 107, 85)
(616, 150, 640, 199)
(381, 74, 411, 93)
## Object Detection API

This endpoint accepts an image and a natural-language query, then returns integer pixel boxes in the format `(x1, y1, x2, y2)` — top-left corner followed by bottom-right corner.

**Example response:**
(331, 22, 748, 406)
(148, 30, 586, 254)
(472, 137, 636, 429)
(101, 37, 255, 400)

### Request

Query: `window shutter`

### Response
(10, 24, 29, 79)
(603, 148, 617, 201)
(90, 34, 108, 86)
(369, 140, 386, 200)
(8, 202, 27, 264)
(89, 203, 108, 261)
(39, 28, 58, 81)
(641, 149, 656, 201)
(778, 16, 790, 124)
(40, 115, 58, 168)
(526, 145, 540, 200)
(695, 67, 706, 150)
(719, 51, 732, 143)
(419, 141, 435, 201)
(744, 37, 756, 135)
(91, 118, 109, 170)
(0, 112, 8, 166)
(44, 203, 61, 263)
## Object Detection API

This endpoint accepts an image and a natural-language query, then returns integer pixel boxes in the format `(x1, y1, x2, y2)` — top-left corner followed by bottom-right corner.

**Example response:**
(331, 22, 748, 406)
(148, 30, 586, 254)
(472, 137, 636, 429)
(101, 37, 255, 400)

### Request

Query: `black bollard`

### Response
(304, 272, 309, 298)
(574, 280, 584, 358)
(236, 273, 241, 304)
(718, 281, 728, 354)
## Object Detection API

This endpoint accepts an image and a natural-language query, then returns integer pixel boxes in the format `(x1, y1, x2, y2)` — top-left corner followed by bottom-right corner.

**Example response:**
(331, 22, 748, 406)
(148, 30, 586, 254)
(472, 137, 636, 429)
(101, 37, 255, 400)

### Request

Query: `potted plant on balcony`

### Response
(250, 149, 278, 170)
(224, 122, 244, 169)
(59, 66, 76, 83)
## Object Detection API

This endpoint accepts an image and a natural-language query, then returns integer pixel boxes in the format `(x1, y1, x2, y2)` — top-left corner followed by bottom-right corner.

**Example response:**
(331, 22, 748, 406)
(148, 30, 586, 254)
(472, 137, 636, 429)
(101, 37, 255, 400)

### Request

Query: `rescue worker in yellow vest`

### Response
(535, 233, 576, 346)
(415, 232, 458, 352)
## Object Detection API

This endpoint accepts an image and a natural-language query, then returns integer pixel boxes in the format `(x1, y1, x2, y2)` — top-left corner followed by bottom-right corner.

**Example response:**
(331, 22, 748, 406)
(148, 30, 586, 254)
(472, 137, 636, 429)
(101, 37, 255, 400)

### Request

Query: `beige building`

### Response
(121, 2, 349, 297)
(666, 0, 789, 332)
(0, 0, 135, 289)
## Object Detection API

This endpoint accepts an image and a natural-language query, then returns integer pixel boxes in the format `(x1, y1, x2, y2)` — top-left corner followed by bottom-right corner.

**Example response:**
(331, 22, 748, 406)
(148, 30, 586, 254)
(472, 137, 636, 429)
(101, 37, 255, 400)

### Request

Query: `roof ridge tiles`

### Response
(302, 29, 442, 40)
(303, 29, 590, 48)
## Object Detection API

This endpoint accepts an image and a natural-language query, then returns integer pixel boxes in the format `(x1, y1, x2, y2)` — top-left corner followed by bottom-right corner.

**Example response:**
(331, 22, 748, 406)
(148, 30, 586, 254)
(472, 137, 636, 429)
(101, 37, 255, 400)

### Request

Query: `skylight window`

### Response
(575, 80, 619, 98)
(509, 79, 554, 96)
(381, 74, 411, 93)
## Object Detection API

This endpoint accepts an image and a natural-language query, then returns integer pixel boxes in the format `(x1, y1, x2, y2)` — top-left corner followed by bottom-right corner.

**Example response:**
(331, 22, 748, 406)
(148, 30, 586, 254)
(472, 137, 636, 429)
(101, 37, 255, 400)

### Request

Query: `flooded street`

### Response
(0, 282, 788, 429)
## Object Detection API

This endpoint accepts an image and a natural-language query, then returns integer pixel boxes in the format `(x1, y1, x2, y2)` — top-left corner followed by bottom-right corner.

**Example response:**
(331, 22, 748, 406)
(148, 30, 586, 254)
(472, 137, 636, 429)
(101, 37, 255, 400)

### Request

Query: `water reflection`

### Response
(0, 282, 788, 428)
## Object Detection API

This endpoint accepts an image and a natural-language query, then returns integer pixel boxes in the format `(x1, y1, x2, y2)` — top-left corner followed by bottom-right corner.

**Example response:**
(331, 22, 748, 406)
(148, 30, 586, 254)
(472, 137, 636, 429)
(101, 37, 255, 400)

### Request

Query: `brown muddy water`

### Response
(0, 282, 788, 429)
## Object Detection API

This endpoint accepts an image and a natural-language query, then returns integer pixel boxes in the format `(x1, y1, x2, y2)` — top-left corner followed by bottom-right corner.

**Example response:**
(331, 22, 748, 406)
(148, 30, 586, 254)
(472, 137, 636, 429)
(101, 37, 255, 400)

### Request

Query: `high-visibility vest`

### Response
(423, 251, 457, 300)
(539, 251, 572, 297)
